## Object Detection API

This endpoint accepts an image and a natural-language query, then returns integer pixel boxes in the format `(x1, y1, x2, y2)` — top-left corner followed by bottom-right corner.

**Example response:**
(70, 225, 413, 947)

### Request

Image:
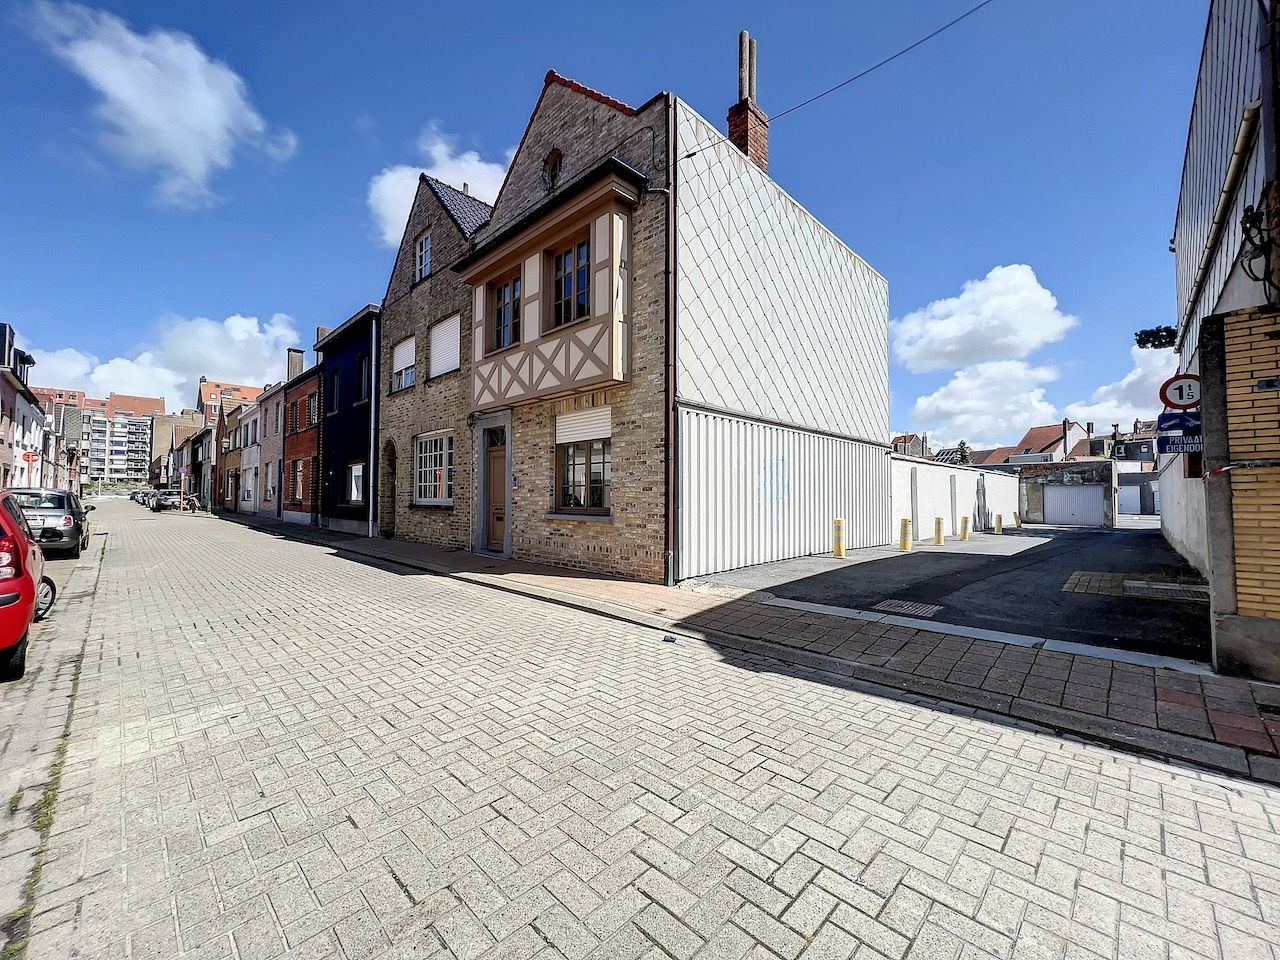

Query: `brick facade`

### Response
(283, 374, 320, 522)
(377, 178, 478, 548)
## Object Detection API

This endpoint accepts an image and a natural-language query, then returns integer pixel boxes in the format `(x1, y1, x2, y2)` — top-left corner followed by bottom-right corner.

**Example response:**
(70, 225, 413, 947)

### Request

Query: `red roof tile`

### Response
(544, 70, 636, 116)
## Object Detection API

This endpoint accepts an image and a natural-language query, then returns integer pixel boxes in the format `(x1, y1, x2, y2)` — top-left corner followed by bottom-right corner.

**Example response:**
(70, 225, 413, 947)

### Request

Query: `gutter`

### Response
(1178, 101, 1262, 350)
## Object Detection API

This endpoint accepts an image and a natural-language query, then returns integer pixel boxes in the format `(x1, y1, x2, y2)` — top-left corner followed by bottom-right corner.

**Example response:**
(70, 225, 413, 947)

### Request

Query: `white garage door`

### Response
(1044, 484, 1106, 526)
(1117, 486, 1141, 514)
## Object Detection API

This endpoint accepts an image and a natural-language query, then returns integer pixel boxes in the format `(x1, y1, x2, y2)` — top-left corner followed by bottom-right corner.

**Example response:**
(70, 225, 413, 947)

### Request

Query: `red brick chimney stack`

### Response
(727, 30, 768, 173)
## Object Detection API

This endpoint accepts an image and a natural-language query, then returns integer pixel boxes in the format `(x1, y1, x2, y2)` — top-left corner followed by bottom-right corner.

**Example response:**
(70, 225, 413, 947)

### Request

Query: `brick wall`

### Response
(487, 86, 669, 582)
(284, 375, 320, 516)
(1223, 308, 1280, 618)
(377, 181, 475, 548)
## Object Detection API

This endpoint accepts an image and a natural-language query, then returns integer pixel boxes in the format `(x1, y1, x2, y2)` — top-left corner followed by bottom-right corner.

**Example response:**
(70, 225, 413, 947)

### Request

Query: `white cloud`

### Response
(908, 360, 1059, 448)
(1064, 346, 1176, 427)
(25, 313, 301, 411)
(891, 264, 1077, 373)
(367, 122, 508, 247)
(31, 2, 296, 207)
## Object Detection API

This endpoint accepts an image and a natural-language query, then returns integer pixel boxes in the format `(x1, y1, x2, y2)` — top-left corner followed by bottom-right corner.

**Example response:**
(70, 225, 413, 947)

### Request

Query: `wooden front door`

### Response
(486, 428, 507, 552)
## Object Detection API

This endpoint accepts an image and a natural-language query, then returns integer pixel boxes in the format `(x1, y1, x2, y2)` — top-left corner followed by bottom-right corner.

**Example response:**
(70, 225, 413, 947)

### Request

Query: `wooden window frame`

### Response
(554, 438, 611, 515)
(346, 461, 366, 505)
(415, 233, 432, 282)
(550, 234, 591, 330)
(488, 272, 522, 354)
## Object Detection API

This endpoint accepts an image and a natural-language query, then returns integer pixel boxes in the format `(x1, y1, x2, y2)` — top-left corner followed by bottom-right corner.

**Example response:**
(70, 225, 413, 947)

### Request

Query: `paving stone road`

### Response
(13, 502, 1280, 959)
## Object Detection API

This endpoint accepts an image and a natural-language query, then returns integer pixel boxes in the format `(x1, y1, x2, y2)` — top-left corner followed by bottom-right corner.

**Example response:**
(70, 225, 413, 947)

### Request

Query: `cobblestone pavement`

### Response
(24, 503, 1280, 959)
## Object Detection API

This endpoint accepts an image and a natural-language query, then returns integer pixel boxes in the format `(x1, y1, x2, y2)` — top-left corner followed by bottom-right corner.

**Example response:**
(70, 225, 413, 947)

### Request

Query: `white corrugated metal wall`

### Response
(677, 407, 891, 579)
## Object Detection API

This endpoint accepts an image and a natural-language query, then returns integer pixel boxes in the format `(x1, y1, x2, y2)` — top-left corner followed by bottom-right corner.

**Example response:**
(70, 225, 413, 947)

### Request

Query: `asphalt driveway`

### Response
(688, 524, 1211, 660)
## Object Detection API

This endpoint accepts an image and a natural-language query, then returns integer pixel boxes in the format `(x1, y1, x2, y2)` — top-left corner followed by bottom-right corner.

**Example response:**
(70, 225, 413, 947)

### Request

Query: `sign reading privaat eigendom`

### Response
(1158, 433, 1203, 454)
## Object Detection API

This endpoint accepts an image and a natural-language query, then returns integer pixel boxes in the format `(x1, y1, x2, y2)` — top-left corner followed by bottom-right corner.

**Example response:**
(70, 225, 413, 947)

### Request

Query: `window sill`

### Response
(411, 271, 434, 290)
(427, 367, 461, 382)
(545, 512, 612, 522)
(482, 341, 523, 361)
(410, 500, 454, 510)
(542, 313, 594, 339)
(388, 384, 416, 396)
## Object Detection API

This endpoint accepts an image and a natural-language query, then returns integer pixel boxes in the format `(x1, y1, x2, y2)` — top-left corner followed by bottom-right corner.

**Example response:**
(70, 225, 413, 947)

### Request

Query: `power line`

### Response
(685, 0, 999, 158)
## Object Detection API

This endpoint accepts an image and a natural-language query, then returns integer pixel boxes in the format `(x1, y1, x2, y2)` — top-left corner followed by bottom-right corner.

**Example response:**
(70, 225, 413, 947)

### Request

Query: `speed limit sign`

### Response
(1159, 373, 1201, 410)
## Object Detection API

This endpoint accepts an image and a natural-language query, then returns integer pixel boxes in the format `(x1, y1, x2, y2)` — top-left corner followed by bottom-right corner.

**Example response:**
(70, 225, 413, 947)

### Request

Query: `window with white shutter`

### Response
(391, 337, 416, 391)
(554, 406, 612, 445)
(429, 314, 461, 378)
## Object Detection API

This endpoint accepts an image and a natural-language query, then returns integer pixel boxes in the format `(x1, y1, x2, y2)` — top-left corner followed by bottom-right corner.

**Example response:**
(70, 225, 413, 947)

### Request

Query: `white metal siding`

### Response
(1118, 485, 1142, 515)
(677, 406, 891, 579)
(1044, 485, 1106, 526)
(555, 407, 611, 444)
(674, 101, 889, 443)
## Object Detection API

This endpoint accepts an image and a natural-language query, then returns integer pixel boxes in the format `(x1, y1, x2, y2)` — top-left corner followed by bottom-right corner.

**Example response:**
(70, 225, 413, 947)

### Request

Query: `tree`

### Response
(1134, 325, 1176, 349)
(956, 440, 973, 465)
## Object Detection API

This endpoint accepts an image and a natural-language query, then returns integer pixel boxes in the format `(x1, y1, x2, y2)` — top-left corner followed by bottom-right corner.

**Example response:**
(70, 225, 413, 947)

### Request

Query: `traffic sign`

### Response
(20, 451, 39, 464)
(1157, 411, 1201, 433)
(1158, 434, 1203, 454)
(1159, 373, 1201, 410)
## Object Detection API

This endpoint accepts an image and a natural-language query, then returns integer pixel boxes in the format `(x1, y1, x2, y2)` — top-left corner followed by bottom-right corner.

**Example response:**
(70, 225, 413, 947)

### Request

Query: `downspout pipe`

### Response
(663, 93, 679, 587)
(368, 311, 378, 538)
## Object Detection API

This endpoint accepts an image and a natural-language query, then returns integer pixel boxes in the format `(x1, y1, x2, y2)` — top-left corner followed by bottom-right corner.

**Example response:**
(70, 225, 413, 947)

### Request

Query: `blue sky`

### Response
(2, 1, 1204, 445)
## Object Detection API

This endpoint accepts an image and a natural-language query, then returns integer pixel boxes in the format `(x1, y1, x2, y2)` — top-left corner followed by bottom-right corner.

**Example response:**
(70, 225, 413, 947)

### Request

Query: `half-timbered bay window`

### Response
(491, 274, 521, 351)
(553, 406, 611, 514)
(551, 237, 590, 328)
(414, 432, 454, 505)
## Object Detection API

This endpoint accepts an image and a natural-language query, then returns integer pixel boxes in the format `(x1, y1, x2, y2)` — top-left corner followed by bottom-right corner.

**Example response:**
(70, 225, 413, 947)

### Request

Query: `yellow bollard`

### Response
(899, 518, 912, 552)
(1014, 512, 1023, 528)
(934, 517, 944, 545)
(833, 517, 846, 559)
(960, 516, 970, 541)
(995, 513, 1004, 534)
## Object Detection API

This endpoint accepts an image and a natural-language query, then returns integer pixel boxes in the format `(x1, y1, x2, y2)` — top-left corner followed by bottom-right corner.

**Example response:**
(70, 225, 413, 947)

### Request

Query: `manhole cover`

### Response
(873, 599, 942, 618)
(1122, 580, 1210, 602)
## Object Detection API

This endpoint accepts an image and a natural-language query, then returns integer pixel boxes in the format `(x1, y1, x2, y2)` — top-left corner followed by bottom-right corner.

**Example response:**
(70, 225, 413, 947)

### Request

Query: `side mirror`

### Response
(85, 505, 96, 512)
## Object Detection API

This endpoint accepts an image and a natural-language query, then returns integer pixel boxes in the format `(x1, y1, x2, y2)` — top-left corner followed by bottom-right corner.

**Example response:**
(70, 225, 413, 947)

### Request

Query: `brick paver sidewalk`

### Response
(223, 513, 1280, 782)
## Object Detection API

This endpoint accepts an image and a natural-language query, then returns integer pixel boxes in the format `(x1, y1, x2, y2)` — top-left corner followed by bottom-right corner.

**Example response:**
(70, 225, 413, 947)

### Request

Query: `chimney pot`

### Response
(463, 182, 470, 195)
(728, 29, 769, 173)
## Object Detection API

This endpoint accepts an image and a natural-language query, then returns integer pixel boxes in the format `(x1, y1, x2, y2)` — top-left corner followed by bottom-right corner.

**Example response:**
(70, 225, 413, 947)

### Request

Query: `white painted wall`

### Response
(673, 100, 889, 443)
(1159, 455, 1208, 575)
(890, 456, 1019, 539)
(678, 407, 891, 579)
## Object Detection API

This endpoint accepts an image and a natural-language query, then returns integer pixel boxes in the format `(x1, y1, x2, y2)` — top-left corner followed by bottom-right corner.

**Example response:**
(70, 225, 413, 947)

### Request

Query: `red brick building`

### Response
(282, 370, 320, 525)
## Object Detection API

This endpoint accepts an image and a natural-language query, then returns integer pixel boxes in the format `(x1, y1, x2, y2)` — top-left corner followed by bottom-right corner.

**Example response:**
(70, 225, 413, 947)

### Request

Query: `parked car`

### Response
(152, 490, 183, 512)
(0, 489, 53, 681)
(8, 488, 93, 558)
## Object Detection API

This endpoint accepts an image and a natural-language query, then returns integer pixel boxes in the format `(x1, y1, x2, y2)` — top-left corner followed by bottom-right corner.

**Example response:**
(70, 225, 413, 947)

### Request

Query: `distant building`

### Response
(891, 433, 930, 459)
(0, 325, 43, 488)
(196, 378, 263, 427)
(283, 363, 320, 526)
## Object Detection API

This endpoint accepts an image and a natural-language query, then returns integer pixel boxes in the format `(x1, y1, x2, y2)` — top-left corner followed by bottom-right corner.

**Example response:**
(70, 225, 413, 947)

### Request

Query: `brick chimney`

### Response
(727, 30, 768, 173)
(286, 348, 304, 380)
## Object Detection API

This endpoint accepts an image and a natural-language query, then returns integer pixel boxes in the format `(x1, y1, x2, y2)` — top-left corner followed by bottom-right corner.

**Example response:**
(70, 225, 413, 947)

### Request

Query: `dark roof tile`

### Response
(423, 175, 492, 238)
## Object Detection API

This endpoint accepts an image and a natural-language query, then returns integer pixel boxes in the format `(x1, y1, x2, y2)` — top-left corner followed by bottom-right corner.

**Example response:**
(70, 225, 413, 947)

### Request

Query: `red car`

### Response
(0, 489, 55, 681)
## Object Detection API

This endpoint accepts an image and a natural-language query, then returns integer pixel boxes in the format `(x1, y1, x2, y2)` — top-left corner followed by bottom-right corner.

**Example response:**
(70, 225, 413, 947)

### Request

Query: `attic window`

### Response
(542, 149, 563, 192)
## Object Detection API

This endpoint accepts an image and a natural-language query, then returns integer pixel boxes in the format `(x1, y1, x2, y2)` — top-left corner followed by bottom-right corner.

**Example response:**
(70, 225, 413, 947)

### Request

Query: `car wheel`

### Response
(1, 634, 27, 682)
(35, 577, 56, 622)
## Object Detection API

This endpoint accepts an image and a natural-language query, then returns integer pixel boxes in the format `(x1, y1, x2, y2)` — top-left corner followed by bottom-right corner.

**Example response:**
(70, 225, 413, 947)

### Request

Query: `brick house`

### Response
(316, 306, 380, 536)
(377, 35, 890, 582)
(256, 349, 303, 522)
(215, 402, 245, 511)
(377, 176, 491, 546)
(283, 367, 321, 525)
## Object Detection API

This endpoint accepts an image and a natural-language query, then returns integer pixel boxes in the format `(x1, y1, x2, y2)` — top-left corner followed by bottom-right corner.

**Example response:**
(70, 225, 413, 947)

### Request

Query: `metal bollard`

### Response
(899, 518, 912, 552)
(833, 517, 846, 559)
(995, 513, 1004, 534)
(1014, 512, 1023, 528)
(934, 517, 944, 545)
(960, 516, 970, 541)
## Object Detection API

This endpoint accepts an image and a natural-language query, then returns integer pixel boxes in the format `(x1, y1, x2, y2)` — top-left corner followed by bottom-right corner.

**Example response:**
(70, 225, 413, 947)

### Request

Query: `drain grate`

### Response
(873, 599, 943, 618)
(1123, 580, 1210, 602)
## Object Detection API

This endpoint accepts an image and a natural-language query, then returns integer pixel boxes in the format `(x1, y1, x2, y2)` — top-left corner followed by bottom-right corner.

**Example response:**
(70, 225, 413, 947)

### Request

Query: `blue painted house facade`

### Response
(316, 305, 380, 535)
